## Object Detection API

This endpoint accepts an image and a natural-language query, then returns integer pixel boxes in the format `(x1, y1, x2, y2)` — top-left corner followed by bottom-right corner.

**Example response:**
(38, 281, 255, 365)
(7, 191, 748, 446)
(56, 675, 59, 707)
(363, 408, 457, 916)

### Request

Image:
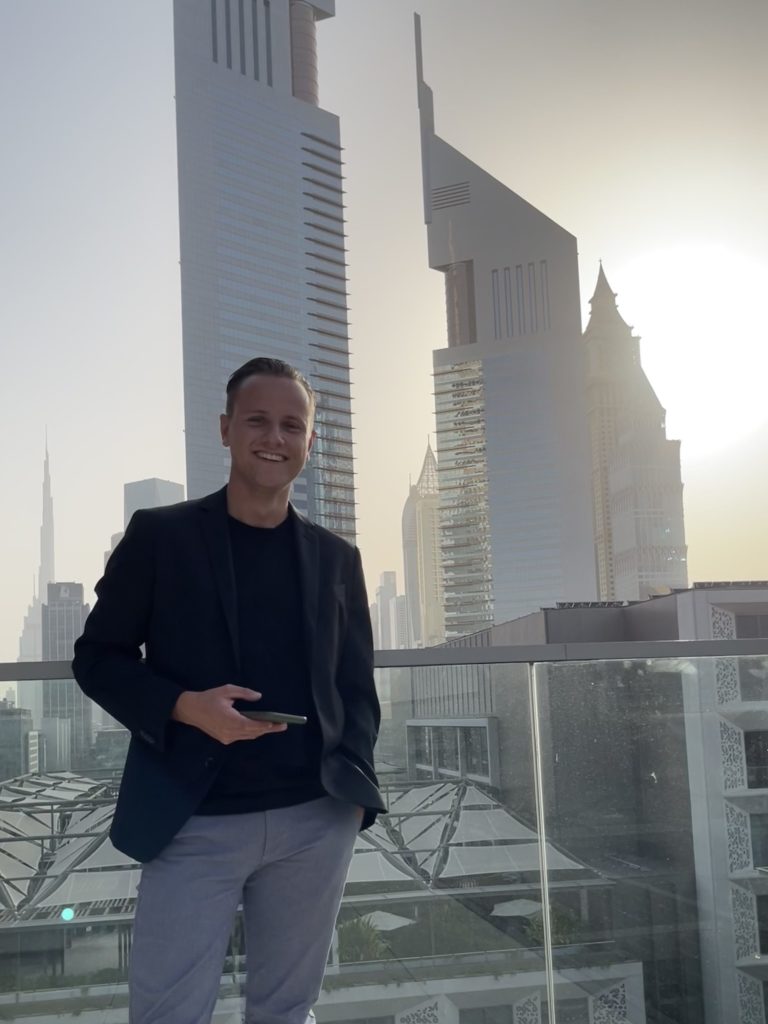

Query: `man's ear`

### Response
(220, 413, 230, 447)
(307, 429, 317, 458)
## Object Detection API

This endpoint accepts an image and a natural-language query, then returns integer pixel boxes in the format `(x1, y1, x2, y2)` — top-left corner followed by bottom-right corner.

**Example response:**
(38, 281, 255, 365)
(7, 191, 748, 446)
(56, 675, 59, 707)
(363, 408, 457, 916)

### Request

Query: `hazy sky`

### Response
(1, 0, 767, 662)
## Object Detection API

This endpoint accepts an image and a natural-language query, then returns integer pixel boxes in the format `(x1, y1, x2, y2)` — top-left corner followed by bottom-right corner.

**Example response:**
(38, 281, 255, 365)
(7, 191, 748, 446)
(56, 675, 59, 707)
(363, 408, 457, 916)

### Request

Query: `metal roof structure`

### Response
(0, 773, 598, 926)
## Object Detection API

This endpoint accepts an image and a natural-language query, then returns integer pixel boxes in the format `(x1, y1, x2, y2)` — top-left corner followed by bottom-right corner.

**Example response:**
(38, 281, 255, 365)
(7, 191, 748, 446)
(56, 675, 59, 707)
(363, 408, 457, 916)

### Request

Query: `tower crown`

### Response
(585, 263, 633, 337)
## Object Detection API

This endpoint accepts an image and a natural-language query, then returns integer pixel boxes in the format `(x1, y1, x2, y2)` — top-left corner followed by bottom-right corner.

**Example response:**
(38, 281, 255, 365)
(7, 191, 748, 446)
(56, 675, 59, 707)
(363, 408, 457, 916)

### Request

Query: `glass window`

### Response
(463, 726, 489, 777)
(752, 814, 768, 867)
(434, 726, 459, 772)
(746, 731, 768, 788)
(739, 658, 768, 701)
(736, 614, 768, 638)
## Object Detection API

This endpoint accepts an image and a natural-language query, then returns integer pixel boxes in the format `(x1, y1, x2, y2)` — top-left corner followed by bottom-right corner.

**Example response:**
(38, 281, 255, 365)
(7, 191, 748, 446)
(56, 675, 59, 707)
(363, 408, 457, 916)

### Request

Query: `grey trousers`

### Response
(129, 796, 360, 1024)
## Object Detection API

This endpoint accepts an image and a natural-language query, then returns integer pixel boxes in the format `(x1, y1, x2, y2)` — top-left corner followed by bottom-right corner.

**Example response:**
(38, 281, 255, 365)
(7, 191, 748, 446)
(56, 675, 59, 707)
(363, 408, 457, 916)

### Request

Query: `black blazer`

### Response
(72, 487, 385, 863)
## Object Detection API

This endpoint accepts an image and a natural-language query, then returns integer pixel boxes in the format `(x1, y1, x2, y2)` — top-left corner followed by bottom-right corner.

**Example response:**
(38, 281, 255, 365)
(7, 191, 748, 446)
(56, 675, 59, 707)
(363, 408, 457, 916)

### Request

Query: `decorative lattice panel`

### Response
(513, 993, 541, 1024)
(732, 884, 759, 960)
(721, 719, 746, 790)
(591, 982, 628, 1023)
(717, 658, 740, 704)
(737, 970, 766, 1024)
(398, 1003, 440, 1024)
(726, 802, 752, 872)
(712, 606, 737, 639)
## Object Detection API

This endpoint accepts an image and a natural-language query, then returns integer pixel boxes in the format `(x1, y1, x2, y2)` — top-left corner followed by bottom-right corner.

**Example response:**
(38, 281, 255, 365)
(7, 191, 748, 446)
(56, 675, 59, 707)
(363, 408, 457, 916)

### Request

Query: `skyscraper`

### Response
(124, 478, 185, 528)
(42, 583, 91, 769)
(374, 571, 398, 650)
(17, 444, 55, 729)
(174, 0, 356, 542)
(0, 702, 31, 783)
(402, 442, 444, 647)
(415, 18, 597, 638)
(105, 478, 187, 567)
(18, 443, 55, 664)
(584, 265, 688, 599)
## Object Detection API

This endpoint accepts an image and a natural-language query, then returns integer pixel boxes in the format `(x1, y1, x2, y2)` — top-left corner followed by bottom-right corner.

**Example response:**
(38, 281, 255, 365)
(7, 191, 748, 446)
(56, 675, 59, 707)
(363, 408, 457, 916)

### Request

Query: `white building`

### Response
(402, 442, 444, 647)
(373, 571, 397, 651)
(387, 593, 409, 650)
(443, 581, 768, 1024)
(584, 265, 688, 600)
(174, 0, 356, 543)
(416, 18, 597, 638)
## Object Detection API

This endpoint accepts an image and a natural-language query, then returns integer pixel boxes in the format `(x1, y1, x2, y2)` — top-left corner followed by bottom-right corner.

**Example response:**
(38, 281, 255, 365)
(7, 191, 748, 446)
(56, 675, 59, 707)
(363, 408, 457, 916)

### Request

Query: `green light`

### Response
(60, 908, 75, 922)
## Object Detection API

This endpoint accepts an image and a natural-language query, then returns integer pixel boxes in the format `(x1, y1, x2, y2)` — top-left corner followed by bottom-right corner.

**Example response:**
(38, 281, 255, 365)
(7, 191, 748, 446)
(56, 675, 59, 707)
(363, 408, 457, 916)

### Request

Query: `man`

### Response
(73, 357, 385, 1024)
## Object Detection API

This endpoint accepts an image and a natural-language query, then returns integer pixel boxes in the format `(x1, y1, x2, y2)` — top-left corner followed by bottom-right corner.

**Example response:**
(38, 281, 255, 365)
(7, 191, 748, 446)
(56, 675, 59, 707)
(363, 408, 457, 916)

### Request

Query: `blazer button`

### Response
(204, 757, 215, 768)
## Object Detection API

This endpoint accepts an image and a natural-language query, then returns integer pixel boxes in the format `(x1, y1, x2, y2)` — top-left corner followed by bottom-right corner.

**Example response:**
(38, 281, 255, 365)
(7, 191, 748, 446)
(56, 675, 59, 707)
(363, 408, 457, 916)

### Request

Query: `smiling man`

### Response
(73, 357, 384, 1024)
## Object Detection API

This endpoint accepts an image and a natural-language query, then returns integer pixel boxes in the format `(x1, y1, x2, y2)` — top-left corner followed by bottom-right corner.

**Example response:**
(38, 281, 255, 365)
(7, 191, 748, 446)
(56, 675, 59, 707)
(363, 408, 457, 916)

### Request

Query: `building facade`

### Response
(415, 18, 597, 638)
(415, 583, 768, 1023)
(174, 0, 356, 542)
(585, 265, 687, 600)
(41, 583, 91, 770)
(402, 442, 444, 648)
(372, 571, 397, 651)
(0, 702, 31, 783)
(124, 478, 185, 528)
(17, 445, 55, 729)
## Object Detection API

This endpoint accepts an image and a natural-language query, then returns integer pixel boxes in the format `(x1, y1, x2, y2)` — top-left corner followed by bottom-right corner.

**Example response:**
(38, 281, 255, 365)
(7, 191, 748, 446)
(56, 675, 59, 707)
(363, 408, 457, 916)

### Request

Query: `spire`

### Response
(584, 262, 632, 336)
(38, 439, 55, 600)
(415, 439, 438, 497)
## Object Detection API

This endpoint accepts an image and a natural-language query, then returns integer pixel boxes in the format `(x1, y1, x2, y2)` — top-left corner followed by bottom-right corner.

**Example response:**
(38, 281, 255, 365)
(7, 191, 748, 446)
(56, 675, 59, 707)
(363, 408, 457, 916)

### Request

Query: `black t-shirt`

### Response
(196, 514, 325, 814)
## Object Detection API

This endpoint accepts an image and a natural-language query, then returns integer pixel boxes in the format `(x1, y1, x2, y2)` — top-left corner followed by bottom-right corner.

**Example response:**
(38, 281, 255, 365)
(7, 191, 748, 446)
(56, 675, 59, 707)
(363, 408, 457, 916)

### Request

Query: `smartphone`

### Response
(240, 710, 308, 726)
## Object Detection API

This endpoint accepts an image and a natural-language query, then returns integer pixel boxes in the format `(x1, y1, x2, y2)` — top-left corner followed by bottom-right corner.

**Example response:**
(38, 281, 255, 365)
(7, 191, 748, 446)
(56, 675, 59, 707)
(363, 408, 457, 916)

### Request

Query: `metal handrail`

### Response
(3, 639, 766, 681)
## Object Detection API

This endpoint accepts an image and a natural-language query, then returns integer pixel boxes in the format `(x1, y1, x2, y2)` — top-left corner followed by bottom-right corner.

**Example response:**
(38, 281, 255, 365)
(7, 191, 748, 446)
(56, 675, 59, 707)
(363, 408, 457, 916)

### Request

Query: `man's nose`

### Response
(264, 422, 285, 444)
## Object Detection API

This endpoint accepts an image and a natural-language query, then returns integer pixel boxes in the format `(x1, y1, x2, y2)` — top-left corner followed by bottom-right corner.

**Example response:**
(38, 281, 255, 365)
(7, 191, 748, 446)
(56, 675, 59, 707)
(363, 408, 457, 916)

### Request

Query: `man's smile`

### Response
(254, 451, 288, 462)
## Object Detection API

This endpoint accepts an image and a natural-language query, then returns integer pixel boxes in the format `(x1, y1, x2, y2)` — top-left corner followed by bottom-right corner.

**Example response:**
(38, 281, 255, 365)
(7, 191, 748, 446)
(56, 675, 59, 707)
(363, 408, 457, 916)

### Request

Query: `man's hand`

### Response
(171, 685, 287, 745)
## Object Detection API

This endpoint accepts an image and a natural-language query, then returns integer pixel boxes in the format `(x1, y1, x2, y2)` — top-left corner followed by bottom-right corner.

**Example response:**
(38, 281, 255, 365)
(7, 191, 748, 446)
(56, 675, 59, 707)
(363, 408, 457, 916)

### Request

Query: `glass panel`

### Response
(533, 655, 768, 1023)
(4, 653, 768, 1021)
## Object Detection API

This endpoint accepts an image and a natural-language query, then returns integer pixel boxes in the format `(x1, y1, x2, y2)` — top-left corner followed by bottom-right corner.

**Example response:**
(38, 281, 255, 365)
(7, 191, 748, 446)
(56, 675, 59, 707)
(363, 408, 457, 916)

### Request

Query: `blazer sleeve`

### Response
(336, 546, 380, 776)
(72, 510, 184, 752)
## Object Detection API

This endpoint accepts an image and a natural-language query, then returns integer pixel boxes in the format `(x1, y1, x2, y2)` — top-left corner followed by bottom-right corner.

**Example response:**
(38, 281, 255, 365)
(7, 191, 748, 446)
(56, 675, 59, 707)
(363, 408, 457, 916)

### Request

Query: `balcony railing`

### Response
(2, 639, 768, 1024)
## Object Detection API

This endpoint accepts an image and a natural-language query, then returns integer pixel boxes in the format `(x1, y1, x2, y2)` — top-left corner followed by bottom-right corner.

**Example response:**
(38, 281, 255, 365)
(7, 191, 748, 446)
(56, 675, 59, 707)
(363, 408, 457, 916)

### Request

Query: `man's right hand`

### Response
(170, 685, 287, 745)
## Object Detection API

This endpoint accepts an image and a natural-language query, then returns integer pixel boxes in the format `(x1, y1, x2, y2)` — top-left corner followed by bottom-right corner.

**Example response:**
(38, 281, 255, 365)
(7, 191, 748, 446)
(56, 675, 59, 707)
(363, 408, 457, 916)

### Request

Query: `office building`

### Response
(41, 583, 91, 769)
(402, 441, 444, 648)
(585, 264, 688, 599)
(388, 593, 409, 650)
(412, 582, 768, 1023)
(0, 702, 31, 783)
(106, 478, 186, 566)
(17, 444, 55, 729)
(174, 0, 356, 542)
(415, 17, 597, 638)
(372, 571, 397, 650)
(26, 730, 46, 774)
(124, 478, 185, 528)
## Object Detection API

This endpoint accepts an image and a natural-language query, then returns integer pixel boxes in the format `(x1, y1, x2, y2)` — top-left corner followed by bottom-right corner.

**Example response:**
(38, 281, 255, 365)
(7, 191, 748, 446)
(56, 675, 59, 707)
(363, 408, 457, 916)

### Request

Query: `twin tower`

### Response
(174, 2, 687, 641)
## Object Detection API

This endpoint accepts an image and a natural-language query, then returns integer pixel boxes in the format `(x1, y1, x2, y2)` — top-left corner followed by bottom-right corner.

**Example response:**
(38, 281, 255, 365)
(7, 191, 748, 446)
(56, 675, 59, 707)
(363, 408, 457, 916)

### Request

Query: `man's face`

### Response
(220, 375, 315, 495)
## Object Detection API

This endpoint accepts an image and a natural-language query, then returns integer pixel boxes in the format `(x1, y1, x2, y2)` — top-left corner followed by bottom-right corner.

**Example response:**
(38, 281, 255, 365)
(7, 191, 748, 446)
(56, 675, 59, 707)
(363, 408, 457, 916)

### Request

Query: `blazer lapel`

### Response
(197, 488, 241, 676)
(292, 507, 319, 681)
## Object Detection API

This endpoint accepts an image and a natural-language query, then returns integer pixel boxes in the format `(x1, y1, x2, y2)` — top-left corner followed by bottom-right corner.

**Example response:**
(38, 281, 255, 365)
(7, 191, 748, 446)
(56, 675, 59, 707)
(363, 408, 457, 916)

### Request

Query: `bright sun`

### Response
(611, 244, 768, 460)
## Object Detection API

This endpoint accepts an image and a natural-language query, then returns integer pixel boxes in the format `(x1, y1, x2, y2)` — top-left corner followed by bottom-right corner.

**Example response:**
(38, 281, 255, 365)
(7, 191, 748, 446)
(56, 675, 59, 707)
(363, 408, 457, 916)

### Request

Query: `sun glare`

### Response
(611, 244, 768, 460)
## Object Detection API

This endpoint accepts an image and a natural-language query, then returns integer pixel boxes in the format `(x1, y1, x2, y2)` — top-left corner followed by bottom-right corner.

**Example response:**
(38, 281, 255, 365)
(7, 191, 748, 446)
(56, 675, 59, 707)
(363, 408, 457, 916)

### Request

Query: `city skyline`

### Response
(1, 0, 767, 659)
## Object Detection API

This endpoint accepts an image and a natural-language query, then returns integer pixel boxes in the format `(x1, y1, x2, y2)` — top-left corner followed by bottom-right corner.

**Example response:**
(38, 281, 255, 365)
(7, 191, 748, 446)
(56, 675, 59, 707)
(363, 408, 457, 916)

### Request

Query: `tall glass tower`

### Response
(416, 16, 597, 637)
(174, 0, 356, 542)
(585, 265, 688, 600)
